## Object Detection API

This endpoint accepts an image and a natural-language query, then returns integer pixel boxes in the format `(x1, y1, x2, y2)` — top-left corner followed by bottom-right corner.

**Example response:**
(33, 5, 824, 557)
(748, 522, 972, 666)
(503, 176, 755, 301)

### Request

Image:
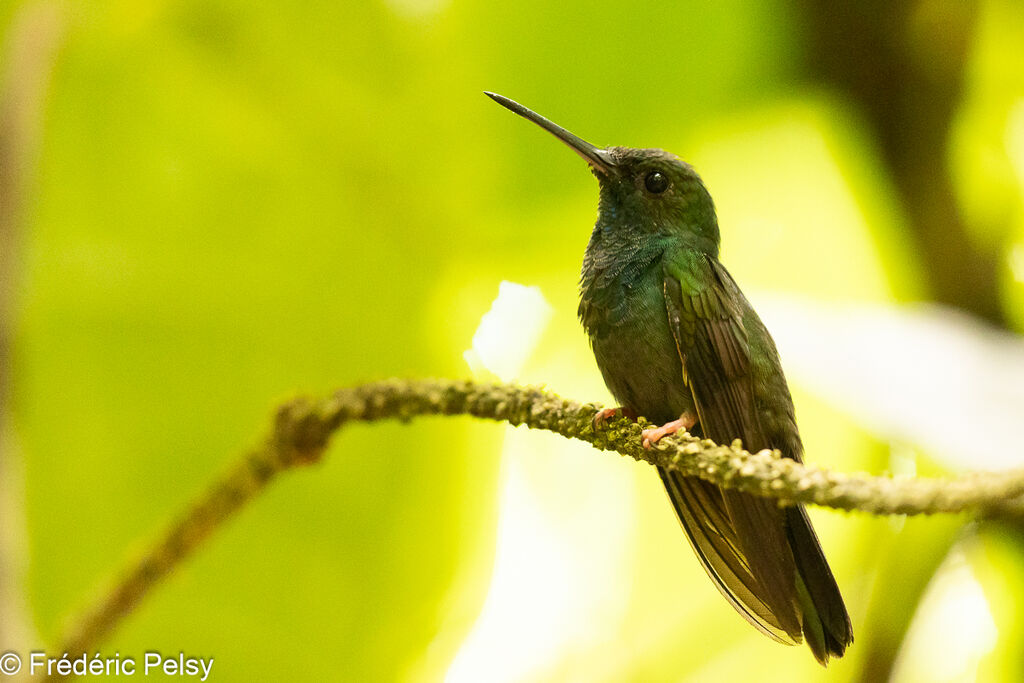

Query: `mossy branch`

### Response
(54, 378, 1024, 665)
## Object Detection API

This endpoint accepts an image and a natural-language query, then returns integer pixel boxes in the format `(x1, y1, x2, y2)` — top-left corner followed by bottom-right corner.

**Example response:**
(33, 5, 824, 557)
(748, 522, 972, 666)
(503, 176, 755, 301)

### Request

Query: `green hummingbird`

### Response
(486, 92, 853, 664)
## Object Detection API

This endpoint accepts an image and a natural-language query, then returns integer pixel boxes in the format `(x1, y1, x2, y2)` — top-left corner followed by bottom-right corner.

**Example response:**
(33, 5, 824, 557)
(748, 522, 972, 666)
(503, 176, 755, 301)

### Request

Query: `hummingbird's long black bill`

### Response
(485, 92, 615, 174)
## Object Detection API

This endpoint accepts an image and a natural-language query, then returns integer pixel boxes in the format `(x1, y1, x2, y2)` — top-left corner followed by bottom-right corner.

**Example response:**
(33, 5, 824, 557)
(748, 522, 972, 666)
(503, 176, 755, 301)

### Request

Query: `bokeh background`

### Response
(2, 0, 1024, 681)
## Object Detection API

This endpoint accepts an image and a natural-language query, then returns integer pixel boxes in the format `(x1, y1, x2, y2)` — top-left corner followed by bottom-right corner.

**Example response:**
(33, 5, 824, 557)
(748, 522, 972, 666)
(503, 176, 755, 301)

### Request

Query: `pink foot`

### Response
(642, 412, 696, 449)
(592, 406, 637, 429)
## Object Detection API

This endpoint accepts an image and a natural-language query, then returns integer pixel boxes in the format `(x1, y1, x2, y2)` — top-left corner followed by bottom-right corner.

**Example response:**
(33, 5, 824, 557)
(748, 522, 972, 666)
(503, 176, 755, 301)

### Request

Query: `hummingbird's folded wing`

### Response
(661, 252, 803, 643)
(658, 467, 798, 644)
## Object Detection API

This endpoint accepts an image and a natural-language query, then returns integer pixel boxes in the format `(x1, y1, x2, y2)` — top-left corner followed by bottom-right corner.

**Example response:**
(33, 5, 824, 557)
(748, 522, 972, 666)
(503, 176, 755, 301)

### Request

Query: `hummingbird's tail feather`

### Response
(658, 467, 801, 646)
(786, 505, 854, 664)
(660, 467, 854, 665)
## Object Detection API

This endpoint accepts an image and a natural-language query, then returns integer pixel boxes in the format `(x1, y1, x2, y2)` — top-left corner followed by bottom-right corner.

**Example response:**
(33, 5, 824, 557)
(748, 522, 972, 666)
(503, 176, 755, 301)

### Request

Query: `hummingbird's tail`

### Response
(786, 505, 854, 664)
(659, 467, 853, 665)
(658, 468, 803, 645)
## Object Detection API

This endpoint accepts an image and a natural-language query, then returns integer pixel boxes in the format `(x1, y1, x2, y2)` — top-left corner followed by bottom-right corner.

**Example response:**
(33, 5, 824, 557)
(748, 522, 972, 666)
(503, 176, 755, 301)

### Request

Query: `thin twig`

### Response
(54, 378, 1024, 663)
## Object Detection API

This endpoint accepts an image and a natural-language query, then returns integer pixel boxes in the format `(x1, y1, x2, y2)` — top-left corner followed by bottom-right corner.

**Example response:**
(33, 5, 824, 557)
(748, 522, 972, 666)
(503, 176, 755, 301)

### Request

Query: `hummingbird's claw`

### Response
(641, 412, 697, 449)
(592, 406, 636, 429)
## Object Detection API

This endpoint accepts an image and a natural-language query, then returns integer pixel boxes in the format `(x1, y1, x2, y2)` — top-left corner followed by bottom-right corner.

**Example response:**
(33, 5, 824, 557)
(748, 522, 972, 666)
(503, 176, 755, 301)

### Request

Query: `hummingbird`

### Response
(486, 92, 853, 664)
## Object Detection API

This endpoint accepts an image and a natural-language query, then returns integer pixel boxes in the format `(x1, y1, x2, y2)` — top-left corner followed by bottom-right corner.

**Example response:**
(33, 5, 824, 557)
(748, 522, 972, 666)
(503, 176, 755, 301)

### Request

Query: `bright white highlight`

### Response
(758, 298, 1024, 471)
(445, 431, 635, 683)
(448, 282, 633, 683)
(893, 549, 998, 683)
(464, 281, 553, 381)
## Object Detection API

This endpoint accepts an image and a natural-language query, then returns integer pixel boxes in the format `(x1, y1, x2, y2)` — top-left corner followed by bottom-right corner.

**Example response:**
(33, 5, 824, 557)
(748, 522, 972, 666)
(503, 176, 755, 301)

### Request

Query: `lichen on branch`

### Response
(53, 378, 1024, 671)
(303, 379, 1024, 517)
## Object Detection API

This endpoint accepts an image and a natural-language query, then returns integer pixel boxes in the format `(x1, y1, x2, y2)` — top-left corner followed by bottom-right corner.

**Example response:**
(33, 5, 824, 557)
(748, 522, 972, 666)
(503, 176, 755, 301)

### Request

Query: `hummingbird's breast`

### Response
(580, 247, 695, 424)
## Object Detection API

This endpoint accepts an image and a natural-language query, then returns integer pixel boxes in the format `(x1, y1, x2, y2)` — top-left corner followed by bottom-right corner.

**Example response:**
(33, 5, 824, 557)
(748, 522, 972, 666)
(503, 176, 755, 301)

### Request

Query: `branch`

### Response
(54, 378, 1024, 662)
(1, 0, 66, 656)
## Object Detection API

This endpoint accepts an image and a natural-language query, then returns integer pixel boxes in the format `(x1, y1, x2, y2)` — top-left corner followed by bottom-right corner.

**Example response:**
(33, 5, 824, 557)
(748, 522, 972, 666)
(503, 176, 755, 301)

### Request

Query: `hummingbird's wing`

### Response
(661, 251, 804, 644)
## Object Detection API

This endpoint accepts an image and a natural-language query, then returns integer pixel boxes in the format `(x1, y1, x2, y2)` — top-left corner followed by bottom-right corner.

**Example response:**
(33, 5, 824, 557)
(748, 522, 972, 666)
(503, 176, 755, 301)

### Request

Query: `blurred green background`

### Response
(2, 0, 1024, 681)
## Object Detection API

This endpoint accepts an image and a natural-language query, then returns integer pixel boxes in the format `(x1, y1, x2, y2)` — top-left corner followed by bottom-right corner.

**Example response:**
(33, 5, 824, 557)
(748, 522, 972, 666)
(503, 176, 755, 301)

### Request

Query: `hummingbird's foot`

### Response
(593, 406, 637, 429)
(642, 412, 696, 449)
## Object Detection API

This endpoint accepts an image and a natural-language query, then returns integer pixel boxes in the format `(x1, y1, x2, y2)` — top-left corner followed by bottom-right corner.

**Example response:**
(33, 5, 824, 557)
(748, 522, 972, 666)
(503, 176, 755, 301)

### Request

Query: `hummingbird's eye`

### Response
(644, 171, 669, 194)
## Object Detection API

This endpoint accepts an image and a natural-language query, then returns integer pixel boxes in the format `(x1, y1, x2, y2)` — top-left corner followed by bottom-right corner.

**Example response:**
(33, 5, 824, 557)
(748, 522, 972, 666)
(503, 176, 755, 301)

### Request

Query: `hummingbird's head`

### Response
(592, 146, 719, 253)
(485, 92, 720, 254)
